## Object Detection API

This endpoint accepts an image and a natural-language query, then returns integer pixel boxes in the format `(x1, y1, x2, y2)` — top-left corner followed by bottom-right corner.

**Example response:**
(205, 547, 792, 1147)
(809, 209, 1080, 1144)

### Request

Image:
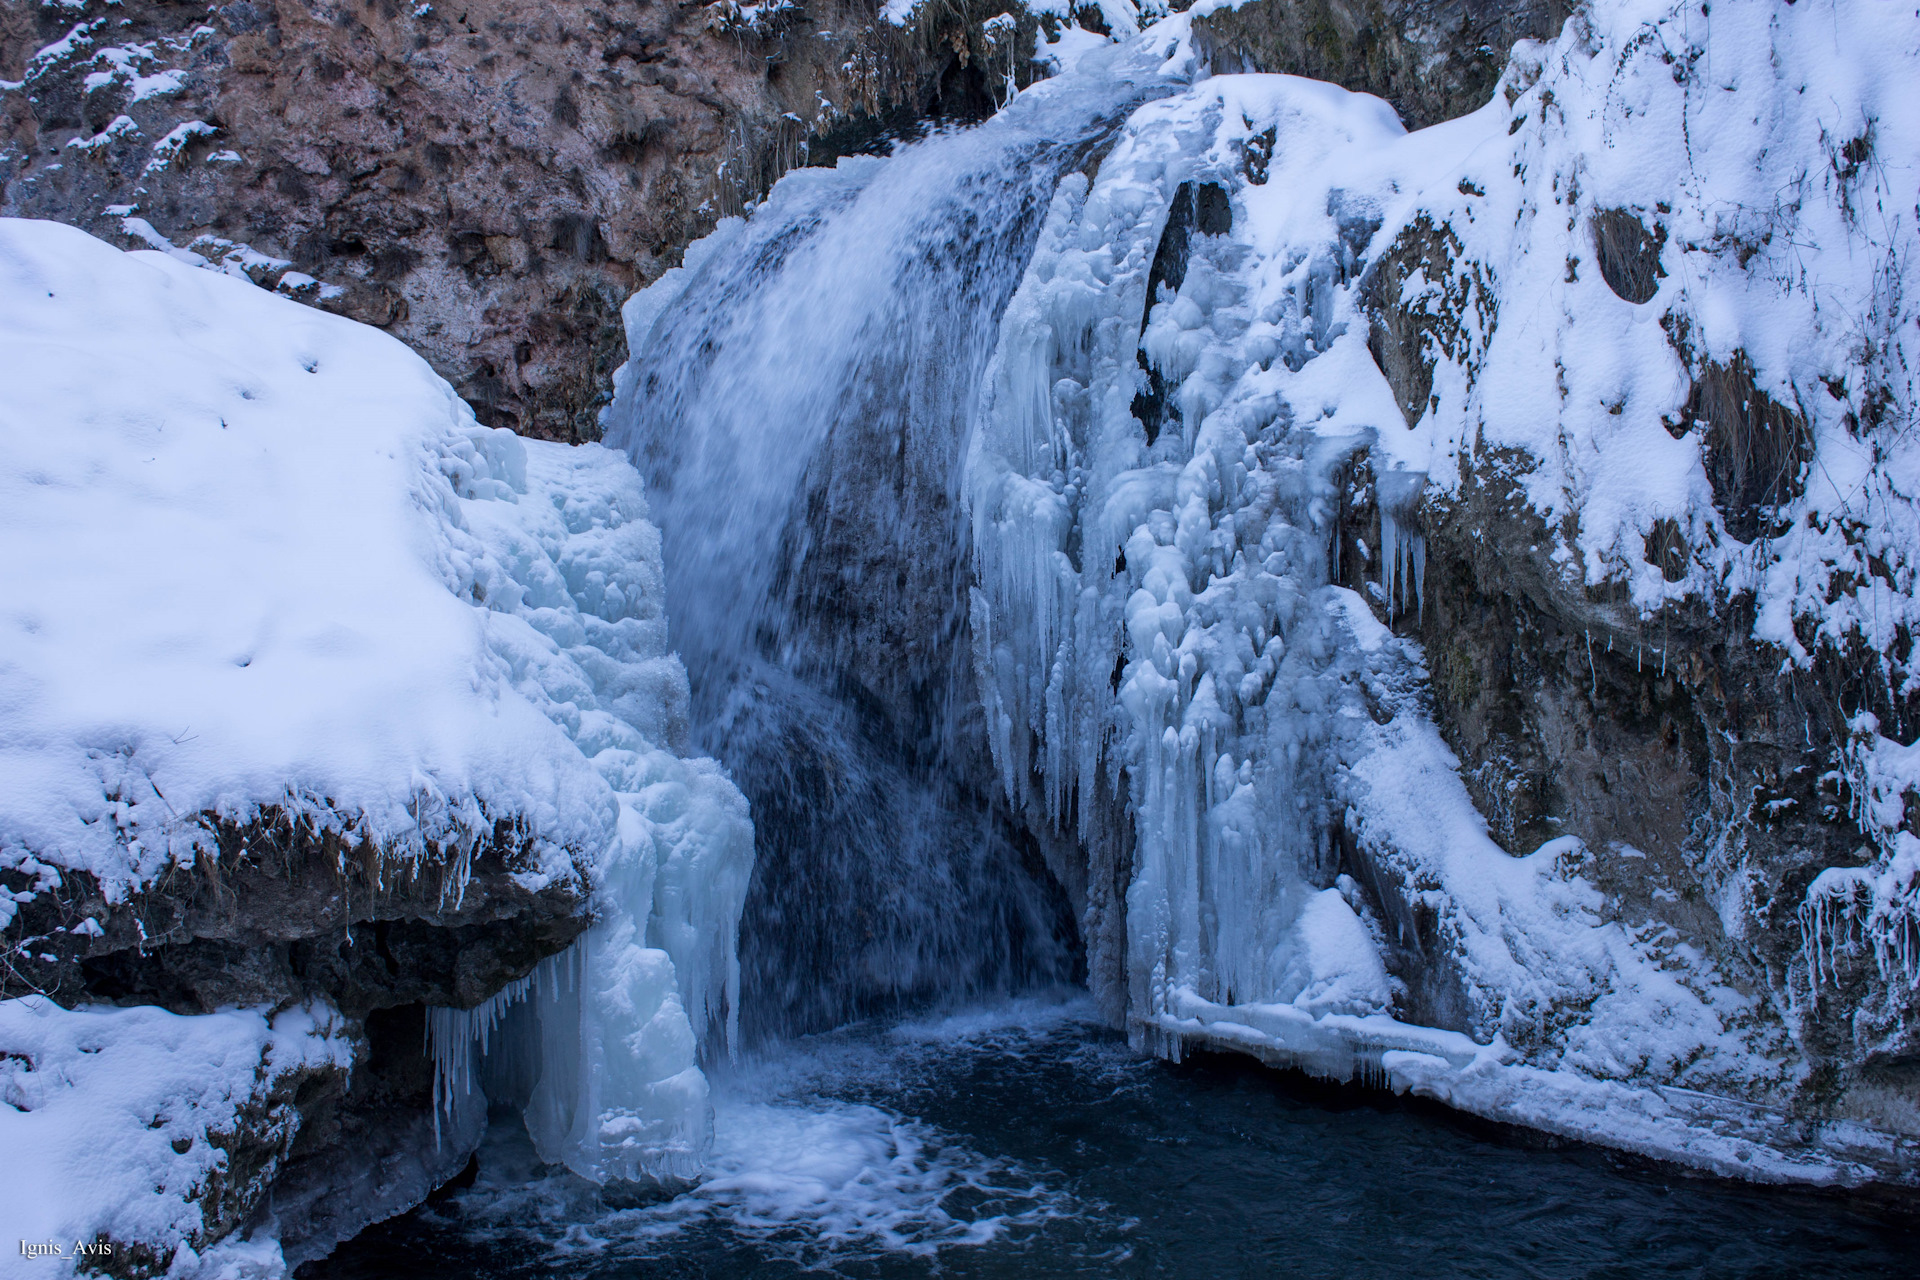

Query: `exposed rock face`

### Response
(1413, 471, 1918, 1119)
(1342, 1, 1920, 1158)
(0, 0, 1043, 442)
(1189, 0, 1568, 129)
(5, 812, 589, 1017)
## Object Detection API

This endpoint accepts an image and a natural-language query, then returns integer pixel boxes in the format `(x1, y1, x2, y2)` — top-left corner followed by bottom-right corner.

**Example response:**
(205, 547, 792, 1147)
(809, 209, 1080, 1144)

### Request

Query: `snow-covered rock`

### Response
(3, 216, 627, 898)
(967, 0, 1920, 1183)
(0, 218, 754, 1269)
(0, 999, 352, 1271)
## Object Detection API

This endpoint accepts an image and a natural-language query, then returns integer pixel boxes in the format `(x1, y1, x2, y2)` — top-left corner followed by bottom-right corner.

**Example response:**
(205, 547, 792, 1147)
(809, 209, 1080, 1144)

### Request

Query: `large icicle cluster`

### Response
(967, 72, 1412, 1040)
(967, 0, 1920, 1179)
(419, 416, 754, 1184)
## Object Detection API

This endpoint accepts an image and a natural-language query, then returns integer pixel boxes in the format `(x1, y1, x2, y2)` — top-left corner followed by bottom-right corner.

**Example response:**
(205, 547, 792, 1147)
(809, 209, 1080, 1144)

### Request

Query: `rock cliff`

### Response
(1343, 1, 1919, 1150)
(1, 0, 1043, 442)
(1189, 0, 1567, 128)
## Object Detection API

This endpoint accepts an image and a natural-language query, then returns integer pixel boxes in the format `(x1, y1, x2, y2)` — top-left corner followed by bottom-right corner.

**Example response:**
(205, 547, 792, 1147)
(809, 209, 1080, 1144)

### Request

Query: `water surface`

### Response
(311, 1000, 1917, 1279)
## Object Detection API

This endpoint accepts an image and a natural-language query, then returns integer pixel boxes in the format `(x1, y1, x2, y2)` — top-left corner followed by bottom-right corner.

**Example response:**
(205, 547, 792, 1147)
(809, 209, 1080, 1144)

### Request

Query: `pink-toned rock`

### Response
(1, 0, 1040, 440)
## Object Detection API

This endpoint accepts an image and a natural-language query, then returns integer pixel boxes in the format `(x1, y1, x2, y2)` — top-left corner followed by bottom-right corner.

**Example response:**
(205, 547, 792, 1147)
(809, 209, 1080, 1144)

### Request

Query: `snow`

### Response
(147, 120, 216, 174)
(1035, 25, 1120, 78)
(1, 217, 585, 896)
(0, 997, 352, 1269)
(707, 0, 799, 35)
(0, 218, 755, 1214)
(1358, 0, 1920, 1028)
(30, 20, 104, 68)
(85, 43, 190, 103)
(65, 115, 139, 152)
(5, 0, 1910, 1247)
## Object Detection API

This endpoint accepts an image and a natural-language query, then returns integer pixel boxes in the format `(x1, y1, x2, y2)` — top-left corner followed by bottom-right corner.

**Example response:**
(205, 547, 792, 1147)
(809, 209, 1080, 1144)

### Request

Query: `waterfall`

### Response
(384, 0, 1920, 1208)
(603, 42, 1180, 1040)
(604, 32, 1427, 1056)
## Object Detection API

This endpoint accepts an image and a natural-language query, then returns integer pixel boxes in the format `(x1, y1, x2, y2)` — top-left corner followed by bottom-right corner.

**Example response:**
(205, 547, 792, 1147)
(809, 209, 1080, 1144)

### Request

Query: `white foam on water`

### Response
(438, 1002, 1099, 1266)
(645, 1097, 1067, 1256)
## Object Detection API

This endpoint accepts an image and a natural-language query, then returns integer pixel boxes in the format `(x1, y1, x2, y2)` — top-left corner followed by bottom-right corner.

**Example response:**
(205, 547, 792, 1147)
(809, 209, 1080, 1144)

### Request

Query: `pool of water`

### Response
(309, 998, 1917, 1279)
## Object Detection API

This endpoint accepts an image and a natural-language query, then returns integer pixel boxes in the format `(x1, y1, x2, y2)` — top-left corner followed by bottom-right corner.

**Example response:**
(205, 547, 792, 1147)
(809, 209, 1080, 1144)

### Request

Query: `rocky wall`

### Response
(1188, 0, 1569, 129)
(1, 0, 1043, 442)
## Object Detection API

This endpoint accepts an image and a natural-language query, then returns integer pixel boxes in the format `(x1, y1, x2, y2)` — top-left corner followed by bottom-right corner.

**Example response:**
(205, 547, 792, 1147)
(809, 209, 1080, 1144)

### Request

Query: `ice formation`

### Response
(961, 0, 1920, 1175)
(0, 217, 754, 1247)
(967, 71, 1415, 1046)
(601, 41, 1180, 1039)
(590, 0, 1920, 1179)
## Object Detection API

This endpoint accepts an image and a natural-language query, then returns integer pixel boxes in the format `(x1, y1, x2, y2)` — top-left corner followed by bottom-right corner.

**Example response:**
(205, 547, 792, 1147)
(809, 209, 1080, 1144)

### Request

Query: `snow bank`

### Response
(0, 217, 755, 1241)
(3, 217, 610, 899)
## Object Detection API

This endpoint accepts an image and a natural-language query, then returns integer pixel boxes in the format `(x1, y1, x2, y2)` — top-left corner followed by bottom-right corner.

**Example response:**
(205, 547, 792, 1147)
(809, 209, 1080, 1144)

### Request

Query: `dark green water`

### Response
(309, 1000, 1916, 1279)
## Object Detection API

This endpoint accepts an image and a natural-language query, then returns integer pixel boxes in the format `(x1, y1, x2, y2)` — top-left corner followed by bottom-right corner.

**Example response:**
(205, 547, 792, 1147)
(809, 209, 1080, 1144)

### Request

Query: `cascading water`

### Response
(602, 42, 1181, 1041)
(326, 11, 1920, 1270)
(601, 33, 1438, 1062)
(435, 24, 1526, 1194)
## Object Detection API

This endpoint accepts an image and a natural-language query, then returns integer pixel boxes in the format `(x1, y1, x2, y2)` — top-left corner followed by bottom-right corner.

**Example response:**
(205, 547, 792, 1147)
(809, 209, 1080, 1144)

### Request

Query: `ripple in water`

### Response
(312, 998, 1917, 1279)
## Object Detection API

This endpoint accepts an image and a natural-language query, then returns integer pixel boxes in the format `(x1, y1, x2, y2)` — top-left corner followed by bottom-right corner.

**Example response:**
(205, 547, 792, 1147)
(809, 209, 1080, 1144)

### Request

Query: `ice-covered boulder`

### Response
(0, 218, 753, 1269)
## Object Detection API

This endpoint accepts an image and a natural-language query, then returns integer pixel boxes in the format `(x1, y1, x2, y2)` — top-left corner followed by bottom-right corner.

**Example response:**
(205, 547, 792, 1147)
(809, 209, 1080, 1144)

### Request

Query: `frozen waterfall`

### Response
(964, 70, 1423, 1052)
(582, 0, 1878, 1184)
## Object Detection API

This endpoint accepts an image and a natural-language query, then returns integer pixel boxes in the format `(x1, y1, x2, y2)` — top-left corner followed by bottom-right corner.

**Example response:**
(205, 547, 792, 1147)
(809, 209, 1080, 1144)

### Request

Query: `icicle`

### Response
(423, 960, 552, 1145)
(955, 74, 1426, 1061)
(1375, 470, 1428, 621)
